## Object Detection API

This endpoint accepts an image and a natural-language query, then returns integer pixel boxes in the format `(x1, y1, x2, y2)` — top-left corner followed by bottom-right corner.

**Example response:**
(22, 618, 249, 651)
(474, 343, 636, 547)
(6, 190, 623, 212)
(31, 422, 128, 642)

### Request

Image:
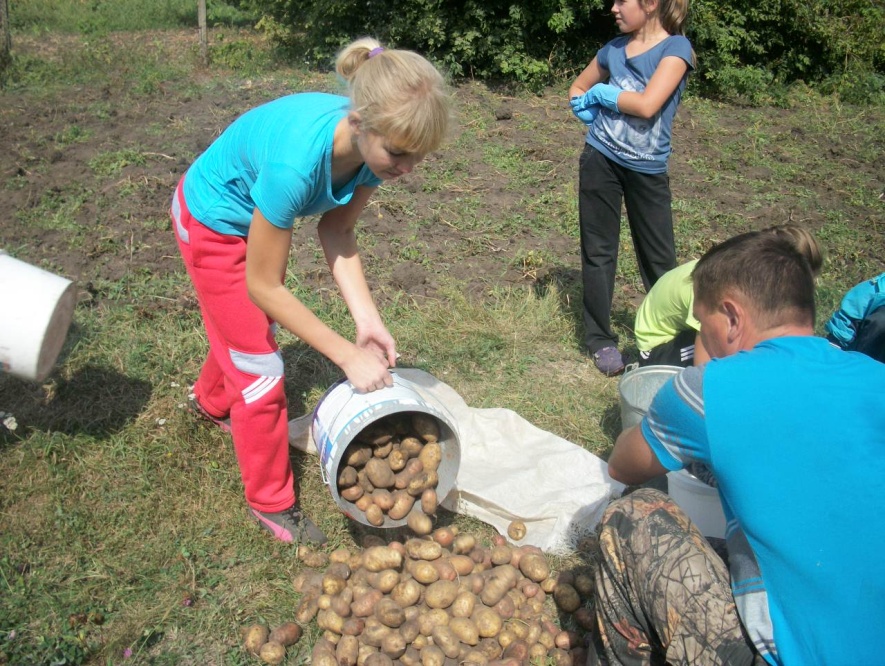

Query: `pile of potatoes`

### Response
(288, 528, 597, 666)
(242, 621, 303, 665)
(336, 412, 447, 532)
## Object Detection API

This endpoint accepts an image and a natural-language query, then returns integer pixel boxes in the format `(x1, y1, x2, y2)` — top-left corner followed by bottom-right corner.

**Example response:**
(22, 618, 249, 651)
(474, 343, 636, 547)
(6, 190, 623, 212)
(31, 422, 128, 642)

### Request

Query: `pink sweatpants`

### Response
(171, 178, 295, 512)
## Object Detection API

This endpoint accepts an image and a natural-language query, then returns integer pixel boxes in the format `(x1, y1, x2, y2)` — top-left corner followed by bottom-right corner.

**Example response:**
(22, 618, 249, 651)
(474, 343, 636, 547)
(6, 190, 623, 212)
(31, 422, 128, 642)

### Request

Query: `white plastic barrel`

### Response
(667, 469, 726, 539)
(312, 372, 461, 528)
(0, 251, 76, 382)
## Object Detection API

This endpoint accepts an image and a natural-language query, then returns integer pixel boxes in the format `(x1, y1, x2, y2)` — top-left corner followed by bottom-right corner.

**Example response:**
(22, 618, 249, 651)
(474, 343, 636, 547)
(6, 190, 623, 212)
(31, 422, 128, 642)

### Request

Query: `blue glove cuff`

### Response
(588, 83, 622, 113)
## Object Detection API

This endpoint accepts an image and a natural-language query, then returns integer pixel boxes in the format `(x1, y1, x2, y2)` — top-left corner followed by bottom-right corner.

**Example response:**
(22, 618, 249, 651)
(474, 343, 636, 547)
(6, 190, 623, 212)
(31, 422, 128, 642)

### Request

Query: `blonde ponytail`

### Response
(335, 37, 450, 155)
(335, 37, 383, 83)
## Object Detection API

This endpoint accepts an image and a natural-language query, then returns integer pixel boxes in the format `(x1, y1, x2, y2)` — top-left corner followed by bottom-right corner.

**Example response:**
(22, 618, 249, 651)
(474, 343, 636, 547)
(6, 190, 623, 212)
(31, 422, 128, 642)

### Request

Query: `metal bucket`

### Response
(618, 364, 682, 431)
(0, 251, 76, 382)
(312, 371, 461, 528)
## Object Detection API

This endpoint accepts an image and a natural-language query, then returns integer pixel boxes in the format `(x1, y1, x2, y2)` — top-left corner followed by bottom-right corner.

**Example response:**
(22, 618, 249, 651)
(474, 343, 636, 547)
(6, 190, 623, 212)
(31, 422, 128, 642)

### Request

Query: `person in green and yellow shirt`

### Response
(634, 225, 823, 367)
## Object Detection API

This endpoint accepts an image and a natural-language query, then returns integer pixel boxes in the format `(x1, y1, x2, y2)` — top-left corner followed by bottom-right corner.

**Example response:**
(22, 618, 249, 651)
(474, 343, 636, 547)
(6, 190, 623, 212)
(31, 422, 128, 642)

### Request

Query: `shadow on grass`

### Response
(599, 400, 623, 452)
(280, 342, 345, 417)
(0, 364, 152, 442)
(534, 265, 584, 346)
(532, 266, 638, 361)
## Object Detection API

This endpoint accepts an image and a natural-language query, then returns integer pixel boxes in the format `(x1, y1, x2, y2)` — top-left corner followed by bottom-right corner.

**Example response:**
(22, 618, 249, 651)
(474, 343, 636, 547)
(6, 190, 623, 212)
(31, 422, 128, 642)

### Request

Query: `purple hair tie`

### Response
(368, 47, 384, 58)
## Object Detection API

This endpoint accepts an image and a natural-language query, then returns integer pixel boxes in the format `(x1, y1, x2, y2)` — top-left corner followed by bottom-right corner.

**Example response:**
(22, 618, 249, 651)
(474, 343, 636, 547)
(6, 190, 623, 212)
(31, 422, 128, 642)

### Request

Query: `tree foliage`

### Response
(249, 0, 611, 85)
(244, 0, 884, 102)
(690, 0, 884, 103)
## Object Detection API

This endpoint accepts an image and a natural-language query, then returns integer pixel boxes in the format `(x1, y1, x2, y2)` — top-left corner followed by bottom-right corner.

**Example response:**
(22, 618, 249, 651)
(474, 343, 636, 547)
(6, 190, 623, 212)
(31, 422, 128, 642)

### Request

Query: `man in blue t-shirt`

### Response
(592, 231, 885, 665)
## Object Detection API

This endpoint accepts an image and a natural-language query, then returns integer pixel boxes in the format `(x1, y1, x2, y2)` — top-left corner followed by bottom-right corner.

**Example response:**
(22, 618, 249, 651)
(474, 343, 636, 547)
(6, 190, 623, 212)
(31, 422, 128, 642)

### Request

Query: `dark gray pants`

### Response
(850, 305, 885, 363)
(592, 489, 761, 666)
(578, 145, 676, 353)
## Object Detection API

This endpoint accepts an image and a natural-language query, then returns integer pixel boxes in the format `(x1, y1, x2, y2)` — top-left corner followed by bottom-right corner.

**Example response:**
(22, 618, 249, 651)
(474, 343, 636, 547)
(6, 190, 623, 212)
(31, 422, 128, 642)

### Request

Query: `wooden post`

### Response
(198, 0, 208, 67)
(0, 0, 11, 77)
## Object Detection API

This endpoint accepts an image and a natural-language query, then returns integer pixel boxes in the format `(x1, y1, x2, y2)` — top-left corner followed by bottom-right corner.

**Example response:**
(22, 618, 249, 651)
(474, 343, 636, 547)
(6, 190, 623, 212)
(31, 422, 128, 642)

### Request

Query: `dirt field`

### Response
(1, 30, 884, 665)
(1, 32, 882, 313)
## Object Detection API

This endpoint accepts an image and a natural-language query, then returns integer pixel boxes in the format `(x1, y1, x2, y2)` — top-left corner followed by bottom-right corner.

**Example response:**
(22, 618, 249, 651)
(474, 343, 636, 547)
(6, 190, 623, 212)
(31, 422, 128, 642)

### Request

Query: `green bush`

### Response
(247, 0, 884, 103)
(12, 0, 882, 102)
(246, 0, 609, 89)
(209, 31, 278, 73)
(689, 0, 884, 104)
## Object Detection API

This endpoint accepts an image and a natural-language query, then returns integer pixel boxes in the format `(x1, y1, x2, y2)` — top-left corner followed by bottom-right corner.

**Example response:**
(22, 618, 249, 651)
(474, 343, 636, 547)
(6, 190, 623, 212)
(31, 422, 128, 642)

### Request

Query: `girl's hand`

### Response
(356, 321, 397, 369)
(341, 344, 393, 393)
(337, 320, 395, 393)
(570, 95, 600, 126)
(585, 83, 623, 112)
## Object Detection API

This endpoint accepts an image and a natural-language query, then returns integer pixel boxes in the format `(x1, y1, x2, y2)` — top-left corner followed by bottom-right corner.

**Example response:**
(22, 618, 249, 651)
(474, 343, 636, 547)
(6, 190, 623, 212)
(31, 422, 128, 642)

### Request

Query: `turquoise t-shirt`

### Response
(586, 34, 694, 174)
(183, 93, 382, 237)
(642, 336, 885, 664)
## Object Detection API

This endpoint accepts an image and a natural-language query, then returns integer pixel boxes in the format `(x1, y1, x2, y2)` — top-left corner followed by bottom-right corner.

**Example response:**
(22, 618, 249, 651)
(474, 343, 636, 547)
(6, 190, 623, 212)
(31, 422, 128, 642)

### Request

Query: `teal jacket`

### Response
(825, 272, 885, 348)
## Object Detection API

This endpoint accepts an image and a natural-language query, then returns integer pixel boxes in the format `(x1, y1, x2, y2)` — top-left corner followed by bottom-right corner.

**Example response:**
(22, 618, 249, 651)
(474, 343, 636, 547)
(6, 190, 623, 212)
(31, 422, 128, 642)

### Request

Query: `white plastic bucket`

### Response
(618, 364, 681, 431)
(667, 469, 726, 539)
(312, 372, 461, 528)
(0, 251, 76, 382)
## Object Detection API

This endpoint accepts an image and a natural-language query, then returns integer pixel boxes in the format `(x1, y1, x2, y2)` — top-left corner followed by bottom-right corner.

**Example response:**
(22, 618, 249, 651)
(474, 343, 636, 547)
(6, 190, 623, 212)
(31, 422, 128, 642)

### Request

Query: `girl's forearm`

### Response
(249, 281, 356, 367)
(569, 82, 590, 98)
(617, 56, 689, 118)
(329, 250, 384, 329)
(244, 207, 361, 368)
(316, 189, 386, 331)
(318, 229, 383, 331)
(570, 58, 607, 100)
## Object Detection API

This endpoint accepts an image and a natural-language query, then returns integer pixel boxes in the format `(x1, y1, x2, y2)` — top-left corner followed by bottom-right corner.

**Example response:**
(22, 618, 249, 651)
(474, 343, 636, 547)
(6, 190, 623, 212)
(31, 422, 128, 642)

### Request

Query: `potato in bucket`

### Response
(312, 372, 461, 528)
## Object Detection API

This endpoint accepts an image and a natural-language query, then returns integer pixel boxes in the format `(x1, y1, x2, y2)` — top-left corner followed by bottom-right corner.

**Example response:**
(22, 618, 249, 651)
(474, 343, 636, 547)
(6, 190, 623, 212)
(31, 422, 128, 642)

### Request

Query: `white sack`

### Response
(290, 368, 624, 555)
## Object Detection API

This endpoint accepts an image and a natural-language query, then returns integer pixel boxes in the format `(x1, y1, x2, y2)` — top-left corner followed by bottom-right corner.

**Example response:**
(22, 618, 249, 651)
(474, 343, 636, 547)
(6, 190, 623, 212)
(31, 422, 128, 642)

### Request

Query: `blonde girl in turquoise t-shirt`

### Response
(171, 38, 451, 545)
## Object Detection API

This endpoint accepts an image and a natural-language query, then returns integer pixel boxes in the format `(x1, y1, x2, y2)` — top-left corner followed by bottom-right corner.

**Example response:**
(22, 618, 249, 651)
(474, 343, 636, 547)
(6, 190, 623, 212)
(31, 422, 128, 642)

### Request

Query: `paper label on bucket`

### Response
(0, 350, 12, 375)
(667, 470, 726, 539)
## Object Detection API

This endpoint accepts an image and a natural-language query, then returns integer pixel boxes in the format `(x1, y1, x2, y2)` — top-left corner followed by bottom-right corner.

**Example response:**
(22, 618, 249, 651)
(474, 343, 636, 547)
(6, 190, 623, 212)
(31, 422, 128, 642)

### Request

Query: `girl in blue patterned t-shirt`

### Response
(569, 0, 695, 376)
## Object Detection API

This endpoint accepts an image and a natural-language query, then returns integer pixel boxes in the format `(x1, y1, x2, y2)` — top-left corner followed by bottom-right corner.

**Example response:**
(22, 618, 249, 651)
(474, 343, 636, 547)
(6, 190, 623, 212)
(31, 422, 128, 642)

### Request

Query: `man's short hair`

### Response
(693, 231, 816, 328)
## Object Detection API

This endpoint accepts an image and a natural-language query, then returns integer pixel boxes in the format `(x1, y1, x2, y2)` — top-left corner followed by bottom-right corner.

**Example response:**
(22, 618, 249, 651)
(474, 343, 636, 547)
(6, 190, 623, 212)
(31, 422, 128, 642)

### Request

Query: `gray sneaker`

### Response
(249, 504, 328, 546)
(592, 346, 625, 376)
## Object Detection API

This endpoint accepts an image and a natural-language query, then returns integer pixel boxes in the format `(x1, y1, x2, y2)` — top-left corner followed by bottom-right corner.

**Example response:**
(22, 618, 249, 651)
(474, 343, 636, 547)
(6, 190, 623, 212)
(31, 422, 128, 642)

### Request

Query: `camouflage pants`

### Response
(591, 488, 762, 666)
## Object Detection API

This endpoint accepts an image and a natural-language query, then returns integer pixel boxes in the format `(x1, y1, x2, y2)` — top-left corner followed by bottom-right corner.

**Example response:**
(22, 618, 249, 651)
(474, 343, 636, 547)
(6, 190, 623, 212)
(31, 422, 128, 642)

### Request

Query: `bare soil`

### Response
(1, 32, 882, 313)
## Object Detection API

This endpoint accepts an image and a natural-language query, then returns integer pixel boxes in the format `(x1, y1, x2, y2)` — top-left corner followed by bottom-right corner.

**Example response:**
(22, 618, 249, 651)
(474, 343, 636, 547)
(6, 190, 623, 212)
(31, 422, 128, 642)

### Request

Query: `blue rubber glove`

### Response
(586, 83, 623, 112)
(569, 95, 599, 126)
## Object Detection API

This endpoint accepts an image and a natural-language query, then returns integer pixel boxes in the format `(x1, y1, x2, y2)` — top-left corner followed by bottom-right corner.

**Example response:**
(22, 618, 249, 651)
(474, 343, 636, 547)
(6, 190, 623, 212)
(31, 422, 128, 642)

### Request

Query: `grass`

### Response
(8, 0, 253, 34)
(1, 2, 884, 664)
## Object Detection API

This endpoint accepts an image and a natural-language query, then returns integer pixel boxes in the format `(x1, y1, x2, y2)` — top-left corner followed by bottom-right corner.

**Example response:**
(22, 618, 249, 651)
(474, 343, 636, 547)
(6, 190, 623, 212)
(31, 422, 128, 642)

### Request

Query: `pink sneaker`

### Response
(187, 395, 231, 433)
(249, 504, 328, 545)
